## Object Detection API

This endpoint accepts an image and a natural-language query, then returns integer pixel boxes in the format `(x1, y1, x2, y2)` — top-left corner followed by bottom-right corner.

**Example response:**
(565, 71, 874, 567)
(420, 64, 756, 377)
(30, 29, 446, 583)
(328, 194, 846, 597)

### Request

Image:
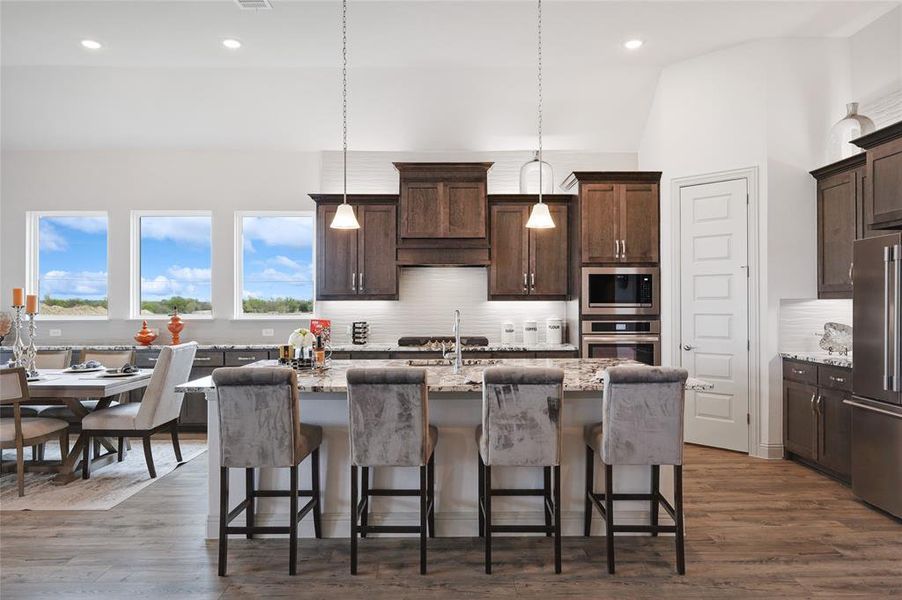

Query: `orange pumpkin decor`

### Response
(134, 321, 157, 346)
(168, 311, 184, 345)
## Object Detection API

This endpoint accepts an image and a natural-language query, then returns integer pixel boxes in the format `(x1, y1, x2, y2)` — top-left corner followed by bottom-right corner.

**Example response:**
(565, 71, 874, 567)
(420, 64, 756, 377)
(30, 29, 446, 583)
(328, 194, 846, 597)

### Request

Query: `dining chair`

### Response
(0, 367, 69, 496)
(79, 342, 197, 479)
(34, 350, 73, 369)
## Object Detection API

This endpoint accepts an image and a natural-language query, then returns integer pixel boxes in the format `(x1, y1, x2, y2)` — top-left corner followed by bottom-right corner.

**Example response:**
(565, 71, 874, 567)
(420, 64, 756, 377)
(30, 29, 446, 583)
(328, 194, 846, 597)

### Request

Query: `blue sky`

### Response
(241, 215, 314, 303)
(38, 216, 108, 301)
(139, 216, 213, 302)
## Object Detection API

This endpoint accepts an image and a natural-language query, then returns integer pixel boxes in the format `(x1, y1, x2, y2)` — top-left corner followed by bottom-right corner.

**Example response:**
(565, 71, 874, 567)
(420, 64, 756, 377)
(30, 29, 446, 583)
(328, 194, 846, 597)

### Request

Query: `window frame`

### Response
(130, 210, 215, 321)
(233, 210, 316, 320)
(26, 210, 111, 321)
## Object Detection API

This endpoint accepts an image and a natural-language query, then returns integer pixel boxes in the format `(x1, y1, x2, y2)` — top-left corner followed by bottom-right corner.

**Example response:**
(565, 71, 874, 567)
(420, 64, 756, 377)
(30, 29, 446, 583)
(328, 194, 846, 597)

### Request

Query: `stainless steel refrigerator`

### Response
(851, 234, 902, 518)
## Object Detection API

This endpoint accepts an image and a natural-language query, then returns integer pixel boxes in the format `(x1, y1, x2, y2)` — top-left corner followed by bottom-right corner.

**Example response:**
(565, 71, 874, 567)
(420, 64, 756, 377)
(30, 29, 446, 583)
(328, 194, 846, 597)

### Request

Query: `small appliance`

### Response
(581, 267, 659, 316)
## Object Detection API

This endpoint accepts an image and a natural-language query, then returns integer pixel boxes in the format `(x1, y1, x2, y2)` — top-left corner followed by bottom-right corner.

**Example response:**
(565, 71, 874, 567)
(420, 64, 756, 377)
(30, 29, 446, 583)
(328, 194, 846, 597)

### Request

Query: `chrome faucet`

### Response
(444, 309, 463, 373)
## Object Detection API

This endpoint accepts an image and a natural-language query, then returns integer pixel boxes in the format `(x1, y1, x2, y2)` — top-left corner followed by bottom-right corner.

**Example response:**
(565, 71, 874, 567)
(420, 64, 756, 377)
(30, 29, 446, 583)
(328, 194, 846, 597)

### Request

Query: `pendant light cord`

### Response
(342, 0, 348, 205)
(537, 0, 543, 204)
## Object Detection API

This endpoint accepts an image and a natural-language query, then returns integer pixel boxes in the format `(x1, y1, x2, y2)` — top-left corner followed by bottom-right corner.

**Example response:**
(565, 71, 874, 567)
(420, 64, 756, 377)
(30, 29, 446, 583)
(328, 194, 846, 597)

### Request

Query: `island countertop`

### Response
(177, 358, 713, 394)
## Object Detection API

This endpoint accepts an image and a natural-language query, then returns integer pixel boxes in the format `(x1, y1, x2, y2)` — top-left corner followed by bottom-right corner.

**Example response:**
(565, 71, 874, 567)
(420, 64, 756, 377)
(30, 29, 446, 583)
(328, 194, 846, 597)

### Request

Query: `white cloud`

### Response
(39, 221, 68, 251)
(41, 270, 108, 297)
(269, 255, 303, 270)
(247, 267, 312, 284)
(47, 216, 107, 234)
(242, 290, 263, 299)
(141, 216, 211, 246)
(243, 216, 313, 249)
(167, 266, 212, 282)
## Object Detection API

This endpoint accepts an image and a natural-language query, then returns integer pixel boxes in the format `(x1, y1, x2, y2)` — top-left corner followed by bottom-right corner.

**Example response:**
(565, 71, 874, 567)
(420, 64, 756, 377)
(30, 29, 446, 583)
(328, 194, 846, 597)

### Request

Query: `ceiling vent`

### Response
(234, 0, 272, 9)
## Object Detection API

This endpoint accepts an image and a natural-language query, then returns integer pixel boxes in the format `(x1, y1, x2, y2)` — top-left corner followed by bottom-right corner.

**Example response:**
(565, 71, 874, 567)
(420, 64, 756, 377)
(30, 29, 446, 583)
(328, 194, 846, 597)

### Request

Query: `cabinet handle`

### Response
(351, 272, 357, 292)
(621, 239, 627, 258)
(523, 272, 528, 292)
(849, 261, 854, 283)
(236, 356, 257, 361)
(792, 368, 806, 375)
(530, 272, 536, 291)
(830, 376, 845, 383)
(359, 272, 364, 292)
(194, 356, 211, 362)
(817, 395, 825, 414)
(810, 392, 817, 412)
(614, 239, 620, 258)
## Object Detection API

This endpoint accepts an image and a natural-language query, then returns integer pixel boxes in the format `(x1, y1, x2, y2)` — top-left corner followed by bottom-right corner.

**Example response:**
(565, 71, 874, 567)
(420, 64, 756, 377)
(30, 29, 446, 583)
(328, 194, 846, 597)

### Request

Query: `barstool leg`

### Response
(218, 466, 229, 577)
(553, 464, 561, 574)
(605, 463, 615, 574)
(350, 465, 358, 575)
(419, 464, 428, 575)
(427, 451, 436, 538)
(584, 445, 594, 537)
(477, 452, 485, 538)
(289, 464, 298, 576)
(484, 464, 492, 575)
(312, 448, 322, 539)
(650, 465, 660, 537)
(245, 468, 255, 539)
(360, 466, 370, 539)
(543, 466, 552, 537)
(674, 465, 686, 575)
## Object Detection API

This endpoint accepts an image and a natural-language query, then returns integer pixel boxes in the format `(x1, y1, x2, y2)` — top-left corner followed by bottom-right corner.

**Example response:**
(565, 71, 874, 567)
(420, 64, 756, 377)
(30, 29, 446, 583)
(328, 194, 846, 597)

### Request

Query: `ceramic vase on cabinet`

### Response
(826, 102, 876, 163)
(168, 311, 184, 345)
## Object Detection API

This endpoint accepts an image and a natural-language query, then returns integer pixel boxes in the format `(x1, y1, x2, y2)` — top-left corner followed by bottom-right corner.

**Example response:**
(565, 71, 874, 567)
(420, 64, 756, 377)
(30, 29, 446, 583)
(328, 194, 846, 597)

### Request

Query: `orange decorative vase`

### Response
(168, 311, 184, 345)
(134, 320, 157, 346)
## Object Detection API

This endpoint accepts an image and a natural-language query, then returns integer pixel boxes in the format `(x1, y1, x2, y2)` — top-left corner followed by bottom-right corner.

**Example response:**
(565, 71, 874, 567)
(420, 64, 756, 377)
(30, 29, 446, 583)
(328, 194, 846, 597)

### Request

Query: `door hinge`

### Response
(747, 339, 750, 351)
(747, 413, 750, 425)
(746, 193, 750, 205)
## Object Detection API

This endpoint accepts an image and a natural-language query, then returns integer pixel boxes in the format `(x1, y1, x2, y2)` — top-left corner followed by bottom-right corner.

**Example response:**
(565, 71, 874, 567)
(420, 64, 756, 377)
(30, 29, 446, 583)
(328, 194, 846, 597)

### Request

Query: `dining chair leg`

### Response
(311, 447, 322, 539)
(584, 445, 594, 537)
(170, 421, 182, 462)
(360, 466, 369, 539)
(60, 430, 70, 461)
(142, 435, 156, 479)
(245, 468, 255, 540)
(543, 466, 552, 537)
(38, 444, 45, 462)
(31, 445, 39, 461)
(553, 464, 562, 574)
(650, 465, 660, 537)
(82, 436, 91, 479)
(484, 464, 492, 575)
(674, 464, 686, 575)
(419, 464, 427, 575)
(16, 441, 25, 497)
(427, 451, 436, 538)
(218, 466, 229, 576)
(350, 464, 358, 575)
(117, 437, 125, 462)
(605, 463, 615, 574)
(477, 452, 485, 538)
(289, 463, 298, 576)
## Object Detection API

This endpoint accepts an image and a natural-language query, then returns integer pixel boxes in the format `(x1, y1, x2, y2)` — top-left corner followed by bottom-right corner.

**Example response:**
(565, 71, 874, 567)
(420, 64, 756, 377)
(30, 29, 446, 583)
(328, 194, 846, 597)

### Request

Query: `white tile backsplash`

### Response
(317, 268, 571, 344)
(779, 298, 853, 353)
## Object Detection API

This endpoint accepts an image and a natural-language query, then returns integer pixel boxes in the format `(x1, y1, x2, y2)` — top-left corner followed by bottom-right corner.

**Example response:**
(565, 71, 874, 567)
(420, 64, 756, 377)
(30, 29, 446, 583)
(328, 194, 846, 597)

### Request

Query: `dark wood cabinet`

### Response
(580, 183, 620, 263)
(783, 379, 818, 461)
(313, 196, 398, 300)
(396, 163, 490, 240)
(817, 388, 852, 477)
(854, 122, 902, 230)
(620, 184, 660, 263)
(488, 199, 569, 299)
(399, 181, 443, 238)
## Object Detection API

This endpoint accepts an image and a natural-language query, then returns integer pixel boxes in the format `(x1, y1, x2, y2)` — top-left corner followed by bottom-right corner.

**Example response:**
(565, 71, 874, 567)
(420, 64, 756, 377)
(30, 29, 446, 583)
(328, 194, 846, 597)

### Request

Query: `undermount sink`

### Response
(406, 358, 501, 367)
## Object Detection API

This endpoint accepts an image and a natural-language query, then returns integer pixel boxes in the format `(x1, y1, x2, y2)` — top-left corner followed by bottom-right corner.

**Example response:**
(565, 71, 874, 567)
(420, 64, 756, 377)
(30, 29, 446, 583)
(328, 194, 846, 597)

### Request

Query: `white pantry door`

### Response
(679, 178, 750, 452)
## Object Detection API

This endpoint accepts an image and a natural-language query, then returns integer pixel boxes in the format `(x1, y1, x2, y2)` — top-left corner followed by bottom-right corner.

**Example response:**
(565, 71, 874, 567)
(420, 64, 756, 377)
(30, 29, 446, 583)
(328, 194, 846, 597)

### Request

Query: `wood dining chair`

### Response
(0, 367, 69, 496)
(80, 342, 197, 479)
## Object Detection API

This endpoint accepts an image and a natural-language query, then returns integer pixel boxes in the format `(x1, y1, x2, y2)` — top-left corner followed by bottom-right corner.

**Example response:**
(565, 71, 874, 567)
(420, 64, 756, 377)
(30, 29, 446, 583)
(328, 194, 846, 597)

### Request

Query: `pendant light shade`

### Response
(525, 201, 555, 229)
(331, 202, 360, 229)
(525, 0, 554, 229)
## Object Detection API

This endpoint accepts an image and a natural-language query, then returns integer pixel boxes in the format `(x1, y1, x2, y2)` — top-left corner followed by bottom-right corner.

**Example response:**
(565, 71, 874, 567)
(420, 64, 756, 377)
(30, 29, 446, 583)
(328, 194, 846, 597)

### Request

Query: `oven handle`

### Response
(582, 335, 661, 344)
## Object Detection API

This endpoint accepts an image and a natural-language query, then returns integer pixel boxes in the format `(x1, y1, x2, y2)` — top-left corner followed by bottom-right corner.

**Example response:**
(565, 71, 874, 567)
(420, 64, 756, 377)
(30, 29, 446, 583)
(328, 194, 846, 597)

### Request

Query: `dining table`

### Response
(17, 368, 154, 484)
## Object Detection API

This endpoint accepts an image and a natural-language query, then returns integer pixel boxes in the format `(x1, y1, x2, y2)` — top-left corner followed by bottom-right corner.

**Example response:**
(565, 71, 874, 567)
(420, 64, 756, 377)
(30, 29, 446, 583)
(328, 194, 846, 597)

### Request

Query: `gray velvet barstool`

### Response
(584, 365, 689, 575)
(476, 366, 565, 574)
(346, 367, 437, 575)
(212, 367, 323, 576)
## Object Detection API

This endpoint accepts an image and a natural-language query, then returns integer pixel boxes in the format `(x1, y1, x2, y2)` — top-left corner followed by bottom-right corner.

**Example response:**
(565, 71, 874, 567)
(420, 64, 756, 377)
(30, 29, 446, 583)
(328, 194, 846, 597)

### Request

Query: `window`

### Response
(132, 212, 213, 318)
(235, 212, 315, 317)
(27, 212, 109, 318)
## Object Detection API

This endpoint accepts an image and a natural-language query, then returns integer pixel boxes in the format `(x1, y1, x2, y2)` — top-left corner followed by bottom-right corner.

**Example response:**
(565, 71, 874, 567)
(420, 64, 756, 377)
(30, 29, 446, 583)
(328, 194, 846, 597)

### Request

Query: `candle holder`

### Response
(24, 312, 38, 378)
(11, 305, 27, 369)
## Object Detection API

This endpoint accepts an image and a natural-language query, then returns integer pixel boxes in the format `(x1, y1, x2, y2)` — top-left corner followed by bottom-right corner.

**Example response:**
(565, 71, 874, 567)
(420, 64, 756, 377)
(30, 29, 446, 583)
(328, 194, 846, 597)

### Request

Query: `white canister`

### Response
(523, 320, 538, 346)
(545, 317, 563, 346)
(501, 321, 516, 345)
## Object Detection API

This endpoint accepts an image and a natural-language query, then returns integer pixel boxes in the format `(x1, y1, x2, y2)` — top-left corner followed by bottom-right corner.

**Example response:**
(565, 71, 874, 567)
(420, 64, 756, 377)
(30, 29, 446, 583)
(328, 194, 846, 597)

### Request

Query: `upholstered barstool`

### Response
(346, 367, 437, 575)
(584, 365, 689, 575)
(212, 367, 323, 576)
(477, 366, 565, 574)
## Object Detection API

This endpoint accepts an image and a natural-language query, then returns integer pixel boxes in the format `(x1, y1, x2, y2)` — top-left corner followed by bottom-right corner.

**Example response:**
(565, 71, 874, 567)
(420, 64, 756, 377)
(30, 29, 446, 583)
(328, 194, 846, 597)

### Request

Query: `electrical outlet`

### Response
(48, 328, 62, 337)
(261, 328, 274, 337)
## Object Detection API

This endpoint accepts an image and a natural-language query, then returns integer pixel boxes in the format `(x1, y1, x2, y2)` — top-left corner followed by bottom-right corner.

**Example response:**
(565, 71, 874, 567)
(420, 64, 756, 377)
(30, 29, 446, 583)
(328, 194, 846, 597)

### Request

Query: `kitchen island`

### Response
(178, 358, 711, 539)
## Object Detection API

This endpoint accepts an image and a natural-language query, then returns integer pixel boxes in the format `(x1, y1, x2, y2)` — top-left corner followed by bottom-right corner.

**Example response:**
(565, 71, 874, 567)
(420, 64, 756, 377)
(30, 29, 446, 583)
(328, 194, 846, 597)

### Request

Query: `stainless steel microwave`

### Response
(581, 267, 660, 316)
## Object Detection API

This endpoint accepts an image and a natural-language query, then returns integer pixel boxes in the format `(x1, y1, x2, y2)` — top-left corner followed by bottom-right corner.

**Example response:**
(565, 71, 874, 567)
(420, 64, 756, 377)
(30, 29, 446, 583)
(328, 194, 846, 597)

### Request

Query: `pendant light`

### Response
(525, 0, 555, 229)
(330, 0, 360, 230)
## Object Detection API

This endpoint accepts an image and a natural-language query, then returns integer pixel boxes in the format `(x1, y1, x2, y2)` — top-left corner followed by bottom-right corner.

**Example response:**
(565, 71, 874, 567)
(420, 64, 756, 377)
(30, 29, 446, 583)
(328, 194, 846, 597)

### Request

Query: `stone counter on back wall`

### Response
(1, 342, 577, 353)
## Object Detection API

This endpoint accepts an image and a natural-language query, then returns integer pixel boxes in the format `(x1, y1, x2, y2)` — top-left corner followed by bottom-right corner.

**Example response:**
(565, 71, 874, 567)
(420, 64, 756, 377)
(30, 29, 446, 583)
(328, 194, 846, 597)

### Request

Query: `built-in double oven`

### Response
(581, 320, 661, 365)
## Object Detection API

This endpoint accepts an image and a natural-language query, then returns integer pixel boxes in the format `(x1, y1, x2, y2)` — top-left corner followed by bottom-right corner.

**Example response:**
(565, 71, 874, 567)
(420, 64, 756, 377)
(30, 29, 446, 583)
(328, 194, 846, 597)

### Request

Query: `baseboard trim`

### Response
(757, 443, 784, 460)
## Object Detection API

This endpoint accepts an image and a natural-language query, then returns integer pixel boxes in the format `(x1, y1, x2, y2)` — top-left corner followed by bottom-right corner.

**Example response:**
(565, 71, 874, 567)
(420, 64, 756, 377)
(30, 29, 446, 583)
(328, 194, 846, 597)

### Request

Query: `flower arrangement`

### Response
(288, 327, 313, 349)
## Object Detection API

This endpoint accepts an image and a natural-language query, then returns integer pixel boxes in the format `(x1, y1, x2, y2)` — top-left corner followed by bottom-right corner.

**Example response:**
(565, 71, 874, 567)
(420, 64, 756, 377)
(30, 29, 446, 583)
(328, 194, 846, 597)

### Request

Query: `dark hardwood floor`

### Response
(2, 444, 900, 599)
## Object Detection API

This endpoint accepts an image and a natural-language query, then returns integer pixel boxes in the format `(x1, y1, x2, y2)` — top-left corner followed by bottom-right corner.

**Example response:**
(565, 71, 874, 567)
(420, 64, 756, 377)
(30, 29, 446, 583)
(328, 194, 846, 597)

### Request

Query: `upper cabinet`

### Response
(488, 197, 570, 299)
(853, 121, 902, 230)
(313, 195, 398, 300)
(563, 171, 661, 265)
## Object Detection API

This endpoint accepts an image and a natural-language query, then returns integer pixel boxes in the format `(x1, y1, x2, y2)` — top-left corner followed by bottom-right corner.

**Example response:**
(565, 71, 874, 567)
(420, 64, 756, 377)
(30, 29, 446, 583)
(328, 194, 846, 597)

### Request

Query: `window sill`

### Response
(231, 313, 314, 321)
(35, 315, 109, 322)
(129, 315, 215, 321)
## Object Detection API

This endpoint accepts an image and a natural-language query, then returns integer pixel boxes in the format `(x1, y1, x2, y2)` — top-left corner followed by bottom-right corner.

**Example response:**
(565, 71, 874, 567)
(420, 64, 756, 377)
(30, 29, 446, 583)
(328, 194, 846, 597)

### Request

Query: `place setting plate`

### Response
(62, 366, 105, 374)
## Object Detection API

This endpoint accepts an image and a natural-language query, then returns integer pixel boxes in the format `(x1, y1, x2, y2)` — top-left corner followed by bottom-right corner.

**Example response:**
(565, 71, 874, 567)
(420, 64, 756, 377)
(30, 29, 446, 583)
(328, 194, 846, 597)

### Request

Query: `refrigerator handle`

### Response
(885, 246, 893, 392)
(895, 244, 902, 392)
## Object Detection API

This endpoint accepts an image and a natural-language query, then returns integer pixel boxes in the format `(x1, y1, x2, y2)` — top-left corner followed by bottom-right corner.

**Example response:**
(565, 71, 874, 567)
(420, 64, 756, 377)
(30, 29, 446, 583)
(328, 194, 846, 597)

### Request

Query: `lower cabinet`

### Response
(783, 379, 818, 461)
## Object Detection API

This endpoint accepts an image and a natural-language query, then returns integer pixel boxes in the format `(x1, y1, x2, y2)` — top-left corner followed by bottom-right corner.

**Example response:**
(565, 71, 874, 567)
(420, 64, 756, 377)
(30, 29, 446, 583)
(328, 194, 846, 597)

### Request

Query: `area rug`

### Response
(0, 439, 206, 511)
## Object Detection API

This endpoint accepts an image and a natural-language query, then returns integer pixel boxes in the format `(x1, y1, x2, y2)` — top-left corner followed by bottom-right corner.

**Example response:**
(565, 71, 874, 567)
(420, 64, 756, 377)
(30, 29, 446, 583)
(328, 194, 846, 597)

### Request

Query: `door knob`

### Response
(682, 344, 696, 351)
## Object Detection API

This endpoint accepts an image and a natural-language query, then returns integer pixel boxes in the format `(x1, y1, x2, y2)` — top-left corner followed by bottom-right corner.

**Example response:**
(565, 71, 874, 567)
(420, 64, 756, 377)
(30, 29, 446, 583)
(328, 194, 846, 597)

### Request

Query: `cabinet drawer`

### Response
(818, 365, 851, 392)
(137, 350, 223, 368)
(134, 350, 162, 368)
(225, 350, 270, 366)
(783, 360, 817, 385)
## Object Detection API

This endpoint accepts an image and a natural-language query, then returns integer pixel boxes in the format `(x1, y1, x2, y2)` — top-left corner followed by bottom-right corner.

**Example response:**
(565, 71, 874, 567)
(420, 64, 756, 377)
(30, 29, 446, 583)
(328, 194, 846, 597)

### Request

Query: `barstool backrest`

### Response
(481, 367, 565, 467)
(601, 365, 688, 466)
(346, 368, 429, 467)
(212, 366, 301, 468)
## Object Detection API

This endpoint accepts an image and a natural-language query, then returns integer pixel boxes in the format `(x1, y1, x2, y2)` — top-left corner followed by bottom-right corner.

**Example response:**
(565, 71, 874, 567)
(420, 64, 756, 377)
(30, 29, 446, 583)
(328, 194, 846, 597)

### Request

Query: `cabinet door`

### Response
(817, 171, 856, 297)
(817, 388, 852, 479)
(581, 183, 620, 263)
(529, 203, 569, 297)
(400, 181, 443, 238)
(867, 136, 902, 229)
(489, 204, 529, 296)
(316, 204, 358, 298)
(857, 168, 881, 240)
(357, 204, 398, 297)
(179, 366, 216, 429)
(783, 380, 818, 461)
(620, 183, 659, 263)
(445, 181, 487, 238)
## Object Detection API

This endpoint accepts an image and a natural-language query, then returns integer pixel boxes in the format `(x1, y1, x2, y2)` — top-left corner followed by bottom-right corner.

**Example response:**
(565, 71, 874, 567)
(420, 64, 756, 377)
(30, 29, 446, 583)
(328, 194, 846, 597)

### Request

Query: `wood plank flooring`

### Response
(2, 444, 900, 599)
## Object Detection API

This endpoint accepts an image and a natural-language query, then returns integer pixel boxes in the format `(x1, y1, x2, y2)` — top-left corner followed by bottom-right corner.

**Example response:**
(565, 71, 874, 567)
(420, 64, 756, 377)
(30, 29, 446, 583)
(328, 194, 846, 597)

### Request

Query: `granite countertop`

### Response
(176, 358, 714, 394)
(1, 342, 578, 353)
(780, 351, 852, 368)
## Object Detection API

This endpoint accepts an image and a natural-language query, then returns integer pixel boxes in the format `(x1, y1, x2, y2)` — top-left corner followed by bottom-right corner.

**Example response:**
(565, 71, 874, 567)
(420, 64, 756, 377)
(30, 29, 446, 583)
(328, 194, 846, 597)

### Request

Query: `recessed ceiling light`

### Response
(222, 39, 242, 50)
(624, 39, 644, 50)
(80, 39, 102, 50)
